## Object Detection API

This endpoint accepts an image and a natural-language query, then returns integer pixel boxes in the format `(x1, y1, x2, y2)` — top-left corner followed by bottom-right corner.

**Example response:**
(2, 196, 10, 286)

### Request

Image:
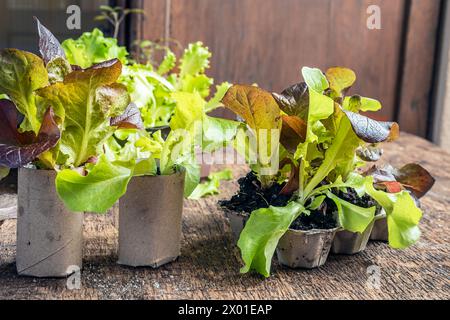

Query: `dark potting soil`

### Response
(291, 187, 382, 231)
(221, 172, 383, 231)
(219, 172, 291, 214)
(290, 196, 338, 231)
(336, 188, 383, 216)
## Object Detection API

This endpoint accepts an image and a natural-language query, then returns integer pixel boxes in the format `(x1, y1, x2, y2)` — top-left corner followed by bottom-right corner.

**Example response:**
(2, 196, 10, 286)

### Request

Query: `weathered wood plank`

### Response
(0, 134, 449, 299)
(166, 0, 405, 121)
(396, 0, 443, 137)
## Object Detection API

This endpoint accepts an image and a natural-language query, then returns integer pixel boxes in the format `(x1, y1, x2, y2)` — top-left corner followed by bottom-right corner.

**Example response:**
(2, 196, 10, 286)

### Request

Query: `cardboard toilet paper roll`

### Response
(16, 168, 83, 278)
(118, 171, 185, 267)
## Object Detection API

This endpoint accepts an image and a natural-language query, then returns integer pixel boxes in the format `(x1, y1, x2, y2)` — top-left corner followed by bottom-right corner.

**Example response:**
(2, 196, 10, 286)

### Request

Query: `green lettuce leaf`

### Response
(343, 95, 382, 112)
(119, 64, 175, 128)
(364, 178, 423, 249)
(180, 42, 211, 77)
(0, 166, 9, 180)
(62, 29, 128, 68)
(37, 59, 130, 167)
(157, 49, 176, 75)
(56, 155, 133, 213)
(327, 192, 376, 233)
(205, 82, 232, 113)
(238, 202, 305, 277)
(189, 169, 233, 200)
(302, 67, 329, 93)
(160, 129, 200, 197)
(0, 49, 49, 134)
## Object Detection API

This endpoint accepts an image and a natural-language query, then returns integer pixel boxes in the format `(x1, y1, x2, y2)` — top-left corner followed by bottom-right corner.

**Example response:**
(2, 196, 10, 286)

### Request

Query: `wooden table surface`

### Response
(0, 133, 449, 300)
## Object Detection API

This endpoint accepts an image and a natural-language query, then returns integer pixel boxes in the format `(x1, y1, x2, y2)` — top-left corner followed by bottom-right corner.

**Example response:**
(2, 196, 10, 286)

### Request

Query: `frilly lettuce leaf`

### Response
(180, 42, 212, 77)
(37, 59, 130, 167)
(62, 28, 128, 68)
(157, 49, 176, 75)
(160, 129, 199, 197)
(171, 91, 240, 153)
(0, 49, 49, 134)
(119, 63, 175, 128)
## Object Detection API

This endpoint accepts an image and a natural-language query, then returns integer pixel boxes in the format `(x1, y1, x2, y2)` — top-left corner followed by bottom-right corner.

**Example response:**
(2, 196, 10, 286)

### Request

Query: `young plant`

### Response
(104, 90, 240, 197)
(0, 19, 135, 213)
(94, 5, 145, 40)
(221, 67, 434, 277)
(61, 24, 230, 128)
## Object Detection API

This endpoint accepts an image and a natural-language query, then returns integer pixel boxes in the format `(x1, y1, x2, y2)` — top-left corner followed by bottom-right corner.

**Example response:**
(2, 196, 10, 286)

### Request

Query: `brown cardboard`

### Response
(223, 209, 248, 243)
(16, 168, 83, 278)
(331, 222, 375, 255)
(118, 171, 185, 267)
(277, 228, 338, 269)
(370, 211, 388, 242)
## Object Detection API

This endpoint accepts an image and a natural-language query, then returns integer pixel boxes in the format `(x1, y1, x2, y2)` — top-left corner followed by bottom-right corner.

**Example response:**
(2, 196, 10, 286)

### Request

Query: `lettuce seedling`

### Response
(62, 28, 129, 69)
(61, 29, 229, 128)
(0, 19, 134, 213)
(221, 67, 434, 277)
(104, 89, 240, 198)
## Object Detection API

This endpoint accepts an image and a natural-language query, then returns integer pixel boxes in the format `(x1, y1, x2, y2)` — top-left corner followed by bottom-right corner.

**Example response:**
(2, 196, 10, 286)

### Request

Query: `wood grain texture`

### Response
(144, 0, 406, 122)
(0, 134, 449, 300)
(141, 0, 169, 43)
(396, 0, 443, 137)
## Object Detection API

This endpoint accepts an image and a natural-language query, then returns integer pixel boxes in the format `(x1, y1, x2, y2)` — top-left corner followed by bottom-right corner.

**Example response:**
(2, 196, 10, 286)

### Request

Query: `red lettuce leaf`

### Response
(34, 17, 66, 65)
(365, 164, 435, 198)
(279, 158, 299, 196)
(272, 82, 309, 120)
(280, 115, 307, 154)
(0, 100, 60, 168)
(342, 109, 399, 143)
(394, 164, 435, 198)
(110, 102, 144, 130)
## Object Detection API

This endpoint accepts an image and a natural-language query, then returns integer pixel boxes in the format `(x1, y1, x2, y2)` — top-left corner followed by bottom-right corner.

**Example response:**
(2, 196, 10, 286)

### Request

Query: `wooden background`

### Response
(127, 0, 444, 138)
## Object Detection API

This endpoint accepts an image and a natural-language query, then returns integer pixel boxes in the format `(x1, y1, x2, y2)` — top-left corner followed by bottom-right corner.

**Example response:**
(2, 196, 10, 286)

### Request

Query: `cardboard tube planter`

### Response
(16, 168, 83, 278)
(277, 228, 338, 269)
(370, 211, 388, 242)
(331, 222, 375, 255)
(118, 171, 185, 267)
(223, 209, 249, 243)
